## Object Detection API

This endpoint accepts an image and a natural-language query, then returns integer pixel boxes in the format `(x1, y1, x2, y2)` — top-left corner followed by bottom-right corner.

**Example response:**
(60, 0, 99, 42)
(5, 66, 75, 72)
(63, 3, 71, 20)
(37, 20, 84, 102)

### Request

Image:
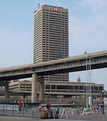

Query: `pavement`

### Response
(0, 112, 107, 121)
(0, 105, 107, 121)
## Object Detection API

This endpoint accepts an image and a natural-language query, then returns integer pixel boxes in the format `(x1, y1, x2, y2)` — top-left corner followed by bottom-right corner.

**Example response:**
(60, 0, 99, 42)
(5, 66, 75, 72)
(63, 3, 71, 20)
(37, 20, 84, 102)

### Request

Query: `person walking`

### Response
(55, 106, 60, 119)
(46, 103, 51, 118)
(18, 100, 23, 113)
(38, 103, 42, 111)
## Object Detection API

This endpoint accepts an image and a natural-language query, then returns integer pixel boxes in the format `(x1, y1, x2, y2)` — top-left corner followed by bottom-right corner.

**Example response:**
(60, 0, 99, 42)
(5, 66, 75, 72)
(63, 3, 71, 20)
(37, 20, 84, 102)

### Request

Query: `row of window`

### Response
(46, 85, 103, 90)
(43, 18, 68, 23)
(43, 11, 68, 15)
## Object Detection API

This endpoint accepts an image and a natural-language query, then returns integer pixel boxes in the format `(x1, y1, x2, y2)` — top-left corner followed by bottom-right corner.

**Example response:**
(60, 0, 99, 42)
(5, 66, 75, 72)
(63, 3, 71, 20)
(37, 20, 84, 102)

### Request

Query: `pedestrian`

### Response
(38, 103, 42, 111)
(50, 110, 53, 119)
(55, 106, 60, 119)
(96, 105, 99, 113)
(18, 100, 23, 113)
(46, 103, 50, 110)
(46, 103, 51, 118)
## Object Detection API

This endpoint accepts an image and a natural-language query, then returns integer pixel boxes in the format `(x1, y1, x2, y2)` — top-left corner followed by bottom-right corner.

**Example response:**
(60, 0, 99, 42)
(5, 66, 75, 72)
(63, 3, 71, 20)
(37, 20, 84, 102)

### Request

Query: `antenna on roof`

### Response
(38, 3, 40, 8)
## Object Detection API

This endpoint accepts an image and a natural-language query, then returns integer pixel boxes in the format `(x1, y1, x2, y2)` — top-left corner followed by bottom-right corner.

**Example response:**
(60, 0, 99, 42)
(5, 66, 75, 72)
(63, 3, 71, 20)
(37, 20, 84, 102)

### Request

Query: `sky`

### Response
(0, 0, 107, 90)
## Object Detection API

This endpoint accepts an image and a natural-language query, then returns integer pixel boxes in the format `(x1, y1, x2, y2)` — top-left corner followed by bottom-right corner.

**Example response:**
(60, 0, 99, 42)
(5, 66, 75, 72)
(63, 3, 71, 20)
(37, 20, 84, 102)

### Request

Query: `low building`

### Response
(9, 79, 104, 100)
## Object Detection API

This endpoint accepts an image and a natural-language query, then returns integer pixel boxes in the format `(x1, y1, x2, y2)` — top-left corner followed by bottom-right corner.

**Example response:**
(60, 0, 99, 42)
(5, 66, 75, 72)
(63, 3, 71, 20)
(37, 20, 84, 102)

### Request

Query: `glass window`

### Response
(46, 85, 50, 89)
(51, 85, 55, 89)
(75, 86, 78, 90)
(94, 87, 98, 90)
(80, 86, 83, 90)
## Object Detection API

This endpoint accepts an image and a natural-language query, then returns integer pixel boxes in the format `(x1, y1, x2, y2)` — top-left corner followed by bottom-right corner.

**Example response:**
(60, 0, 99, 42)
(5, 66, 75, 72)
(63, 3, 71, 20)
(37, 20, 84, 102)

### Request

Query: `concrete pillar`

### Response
(38, 77, 44, 100)
(4, 82, 9, 99)
(31, 73, 37, 103)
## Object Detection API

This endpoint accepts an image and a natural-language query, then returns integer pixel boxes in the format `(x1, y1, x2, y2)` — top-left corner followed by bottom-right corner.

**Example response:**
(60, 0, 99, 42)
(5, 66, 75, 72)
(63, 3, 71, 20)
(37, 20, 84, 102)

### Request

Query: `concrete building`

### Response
(9, 80, 104, 100)
(34, 4, 69, 82)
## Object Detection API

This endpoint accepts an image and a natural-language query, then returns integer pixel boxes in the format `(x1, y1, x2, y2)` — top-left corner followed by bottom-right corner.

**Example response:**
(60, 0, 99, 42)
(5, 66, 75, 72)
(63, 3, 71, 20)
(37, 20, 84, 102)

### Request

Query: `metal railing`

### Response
(0, 104, 40, 117)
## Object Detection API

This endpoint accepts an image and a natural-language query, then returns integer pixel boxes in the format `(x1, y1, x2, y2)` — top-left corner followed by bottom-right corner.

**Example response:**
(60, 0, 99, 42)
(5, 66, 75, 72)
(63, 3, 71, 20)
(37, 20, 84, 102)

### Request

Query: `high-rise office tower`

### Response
(34, 5, 69, 82)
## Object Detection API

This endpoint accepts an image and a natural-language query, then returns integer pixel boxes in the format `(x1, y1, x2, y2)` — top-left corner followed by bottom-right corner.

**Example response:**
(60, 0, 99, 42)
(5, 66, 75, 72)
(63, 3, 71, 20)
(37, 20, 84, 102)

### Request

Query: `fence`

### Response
(0, 104, 40, 117)
(0, 104, 83, 118)
(1, 104, 107, 118)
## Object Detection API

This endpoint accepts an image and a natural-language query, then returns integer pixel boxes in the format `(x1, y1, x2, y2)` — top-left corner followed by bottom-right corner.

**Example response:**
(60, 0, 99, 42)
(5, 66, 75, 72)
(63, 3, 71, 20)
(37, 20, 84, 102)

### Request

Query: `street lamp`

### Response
(84, 51, 88, 109)
(89, 56, 92, 111)
(46, 85, 50, 103)
(84, 52, 92, 111)
(102, 89, 105, 114)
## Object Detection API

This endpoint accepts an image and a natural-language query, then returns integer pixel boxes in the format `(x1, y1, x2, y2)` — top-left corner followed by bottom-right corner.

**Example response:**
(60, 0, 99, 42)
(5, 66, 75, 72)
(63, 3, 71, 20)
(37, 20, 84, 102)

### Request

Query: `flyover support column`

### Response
(38, 77, 44, 101)
(31, 73, 37, 103)
(4, 82, 9, 99)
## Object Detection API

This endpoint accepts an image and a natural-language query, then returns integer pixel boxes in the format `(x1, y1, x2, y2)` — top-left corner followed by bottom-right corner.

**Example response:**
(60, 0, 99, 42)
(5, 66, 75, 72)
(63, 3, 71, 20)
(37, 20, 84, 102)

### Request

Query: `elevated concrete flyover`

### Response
(0, 50, 107, 81)
(0, 50, 107, 102)
(35, 50, 107, 75)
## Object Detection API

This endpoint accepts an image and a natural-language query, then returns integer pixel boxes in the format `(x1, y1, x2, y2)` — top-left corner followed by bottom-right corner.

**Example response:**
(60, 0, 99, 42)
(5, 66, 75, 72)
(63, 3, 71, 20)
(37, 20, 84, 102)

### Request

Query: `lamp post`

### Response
(47, 85, 50, 103)
(89, 57, 92, 111)
(102, 89, 105, 114)
(84, 51, 88, 109)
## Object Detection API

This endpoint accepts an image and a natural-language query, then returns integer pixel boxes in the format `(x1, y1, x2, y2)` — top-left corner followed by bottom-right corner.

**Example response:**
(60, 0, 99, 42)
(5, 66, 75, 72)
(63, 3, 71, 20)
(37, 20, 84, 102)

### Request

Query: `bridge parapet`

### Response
(0, 50, 107, 81)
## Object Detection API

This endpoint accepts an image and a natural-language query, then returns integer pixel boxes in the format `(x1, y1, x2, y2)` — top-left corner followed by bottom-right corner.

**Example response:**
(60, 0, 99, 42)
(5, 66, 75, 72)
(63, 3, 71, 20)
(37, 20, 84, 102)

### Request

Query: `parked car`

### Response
(68, 100, 78, 105)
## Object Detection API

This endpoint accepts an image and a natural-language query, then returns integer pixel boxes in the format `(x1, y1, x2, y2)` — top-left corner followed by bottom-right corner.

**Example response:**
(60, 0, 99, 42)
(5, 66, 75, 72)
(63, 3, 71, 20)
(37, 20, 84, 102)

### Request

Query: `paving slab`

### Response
(0, 114, 107, 121)
(0, 109, 107, 121)
(0, 116, 86, 121)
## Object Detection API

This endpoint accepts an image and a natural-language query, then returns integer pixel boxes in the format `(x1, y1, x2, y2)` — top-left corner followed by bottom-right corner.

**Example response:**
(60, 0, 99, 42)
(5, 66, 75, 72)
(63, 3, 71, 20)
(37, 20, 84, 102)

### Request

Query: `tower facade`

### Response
(34, 5, 69, 82)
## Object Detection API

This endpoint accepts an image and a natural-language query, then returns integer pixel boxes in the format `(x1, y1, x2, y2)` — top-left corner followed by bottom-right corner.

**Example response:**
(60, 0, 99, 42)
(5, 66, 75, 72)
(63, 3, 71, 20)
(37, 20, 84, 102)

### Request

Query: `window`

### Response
(94, 87, 98, 90)
(46, 85, 50, 89)
(75, 86, 78, 90)
(80, 86, 83, 90)
(51, 85, 55, 89)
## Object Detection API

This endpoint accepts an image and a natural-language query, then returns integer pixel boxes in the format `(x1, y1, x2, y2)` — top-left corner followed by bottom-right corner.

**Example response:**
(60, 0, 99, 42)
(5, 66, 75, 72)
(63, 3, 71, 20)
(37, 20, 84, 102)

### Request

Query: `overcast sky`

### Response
(0, 0, 107, 90)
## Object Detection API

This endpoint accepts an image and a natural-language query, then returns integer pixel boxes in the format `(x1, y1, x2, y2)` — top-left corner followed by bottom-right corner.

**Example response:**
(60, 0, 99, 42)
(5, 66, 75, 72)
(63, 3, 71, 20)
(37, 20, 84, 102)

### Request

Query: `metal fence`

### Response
(0, 104, 40, 117)
(0, 104, 107, 119)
